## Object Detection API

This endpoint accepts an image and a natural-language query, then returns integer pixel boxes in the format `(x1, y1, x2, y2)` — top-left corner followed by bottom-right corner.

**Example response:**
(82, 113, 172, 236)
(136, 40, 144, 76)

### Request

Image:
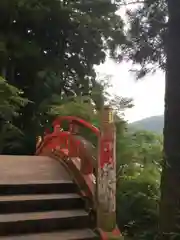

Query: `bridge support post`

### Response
(96, 106, 121, 238)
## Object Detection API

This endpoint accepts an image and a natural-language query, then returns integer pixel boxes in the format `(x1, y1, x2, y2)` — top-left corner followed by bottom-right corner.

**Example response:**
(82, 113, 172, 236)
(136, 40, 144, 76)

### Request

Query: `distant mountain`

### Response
(130, 115, 164, 133)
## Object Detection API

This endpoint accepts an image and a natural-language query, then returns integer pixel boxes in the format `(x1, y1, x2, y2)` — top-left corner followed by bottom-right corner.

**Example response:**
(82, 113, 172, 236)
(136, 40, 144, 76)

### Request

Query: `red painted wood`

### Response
(36, 117, 98, 187)
(36, 114, 122, 239)
(98, 226, 122, 239)
(52, 116, 100, 136)
(100, 139, 114, 168)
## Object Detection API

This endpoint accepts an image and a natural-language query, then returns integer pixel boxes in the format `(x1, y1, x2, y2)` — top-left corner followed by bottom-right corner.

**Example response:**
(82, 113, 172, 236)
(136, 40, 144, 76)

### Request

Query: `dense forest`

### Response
(0, 0, 180, 239)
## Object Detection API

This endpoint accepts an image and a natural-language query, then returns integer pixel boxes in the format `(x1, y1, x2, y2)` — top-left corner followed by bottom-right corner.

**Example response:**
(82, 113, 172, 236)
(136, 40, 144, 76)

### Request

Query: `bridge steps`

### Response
(0, 229, 97, 240)
(0, 156, 97, 239)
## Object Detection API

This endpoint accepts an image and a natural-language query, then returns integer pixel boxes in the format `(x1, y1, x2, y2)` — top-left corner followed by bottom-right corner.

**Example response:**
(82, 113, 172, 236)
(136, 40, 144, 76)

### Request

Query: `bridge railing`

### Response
(36, 116, 99, 197)
(36, 107, 122, 239)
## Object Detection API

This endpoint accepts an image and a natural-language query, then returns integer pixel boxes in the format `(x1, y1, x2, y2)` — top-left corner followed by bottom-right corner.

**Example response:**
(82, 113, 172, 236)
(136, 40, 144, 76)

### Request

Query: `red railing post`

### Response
(96, 106, 117, 232)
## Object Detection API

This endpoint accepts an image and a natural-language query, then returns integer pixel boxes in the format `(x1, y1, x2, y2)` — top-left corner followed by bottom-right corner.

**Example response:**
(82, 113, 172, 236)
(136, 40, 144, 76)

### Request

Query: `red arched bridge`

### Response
(0, 107, 122, 239)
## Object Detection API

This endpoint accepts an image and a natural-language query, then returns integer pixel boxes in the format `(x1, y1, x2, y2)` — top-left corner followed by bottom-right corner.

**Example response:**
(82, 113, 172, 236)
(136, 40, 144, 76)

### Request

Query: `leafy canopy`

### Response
(0, 76, 28, 153)
(120, 0, 167, 78)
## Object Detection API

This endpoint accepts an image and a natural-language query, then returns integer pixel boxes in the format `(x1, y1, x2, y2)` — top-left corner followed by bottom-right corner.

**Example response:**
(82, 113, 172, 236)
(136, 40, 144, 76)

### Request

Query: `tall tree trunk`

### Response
(159, 1, 180, 239)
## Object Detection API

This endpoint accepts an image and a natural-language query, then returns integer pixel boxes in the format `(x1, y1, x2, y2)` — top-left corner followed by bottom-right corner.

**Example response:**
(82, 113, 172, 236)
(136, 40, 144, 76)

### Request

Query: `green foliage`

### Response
(0, 0, 128, 153)
(121, 0, 167, 78)
(0, 76, 28, 118)
(116, 129, 162, 239)
(0, 76, 28, 153)
(0, 2, 164, 239)
(121, 2, 180, 238)
(117, 129, 162, 176)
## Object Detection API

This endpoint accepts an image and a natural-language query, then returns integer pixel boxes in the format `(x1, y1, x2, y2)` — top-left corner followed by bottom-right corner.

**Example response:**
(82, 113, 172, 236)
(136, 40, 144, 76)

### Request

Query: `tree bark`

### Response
(159, 1, 180, 239)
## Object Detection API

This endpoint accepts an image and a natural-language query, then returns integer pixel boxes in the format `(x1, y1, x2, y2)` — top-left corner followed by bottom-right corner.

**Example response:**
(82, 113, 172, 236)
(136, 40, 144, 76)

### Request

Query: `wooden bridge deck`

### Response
(0, 155, 71, 184)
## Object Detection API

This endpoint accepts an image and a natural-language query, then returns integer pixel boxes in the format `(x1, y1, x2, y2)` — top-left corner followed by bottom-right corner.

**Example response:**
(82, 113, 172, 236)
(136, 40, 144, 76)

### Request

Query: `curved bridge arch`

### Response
(36, 109, 122, 239)
(52, 116, 100, 137)
(36, 116, 99, 199)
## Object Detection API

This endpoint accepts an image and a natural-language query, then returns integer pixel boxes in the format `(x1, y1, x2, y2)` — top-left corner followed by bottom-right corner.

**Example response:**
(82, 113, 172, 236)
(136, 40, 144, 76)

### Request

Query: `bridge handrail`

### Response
(52, 116, 100, 137)
(36, 110, 121, 238)
(36, 117, 98, 199)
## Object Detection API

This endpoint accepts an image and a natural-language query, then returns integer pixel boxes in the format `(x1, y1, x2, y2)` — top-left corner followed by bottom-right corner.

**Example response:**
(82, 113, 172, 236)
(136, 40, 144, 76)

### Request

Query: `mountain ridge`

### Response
(130, 115, 164, 133)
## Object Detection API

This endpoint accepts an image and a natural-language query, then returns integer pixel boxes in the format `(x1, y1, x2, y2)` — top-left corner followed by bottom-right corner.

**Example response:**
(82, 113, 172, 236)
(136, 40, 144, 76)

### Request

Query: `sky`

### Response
(95, 2, 165, 123)
(96, 60, 165, 123)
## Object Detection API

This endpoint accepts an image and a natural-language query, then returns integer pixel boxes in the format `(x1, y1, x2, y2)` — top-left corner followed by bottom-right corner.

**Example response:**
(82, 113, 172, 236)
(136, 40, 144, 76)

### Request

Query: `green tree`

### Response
(0, 76, 28, 153)
(159, 2, 180, 238)
(0, 0, 127, 153)
(121, 0, 167, 78)
(119, 0, 180, 237)
(116, 130, 162, 239)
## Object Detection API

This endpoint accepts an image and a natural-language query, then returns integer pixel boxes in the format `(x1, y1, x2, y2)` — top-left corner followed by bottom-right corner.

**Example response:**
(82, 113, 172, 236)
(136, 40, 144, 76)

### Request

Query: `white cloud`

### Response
(96, 59, 165, 123)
